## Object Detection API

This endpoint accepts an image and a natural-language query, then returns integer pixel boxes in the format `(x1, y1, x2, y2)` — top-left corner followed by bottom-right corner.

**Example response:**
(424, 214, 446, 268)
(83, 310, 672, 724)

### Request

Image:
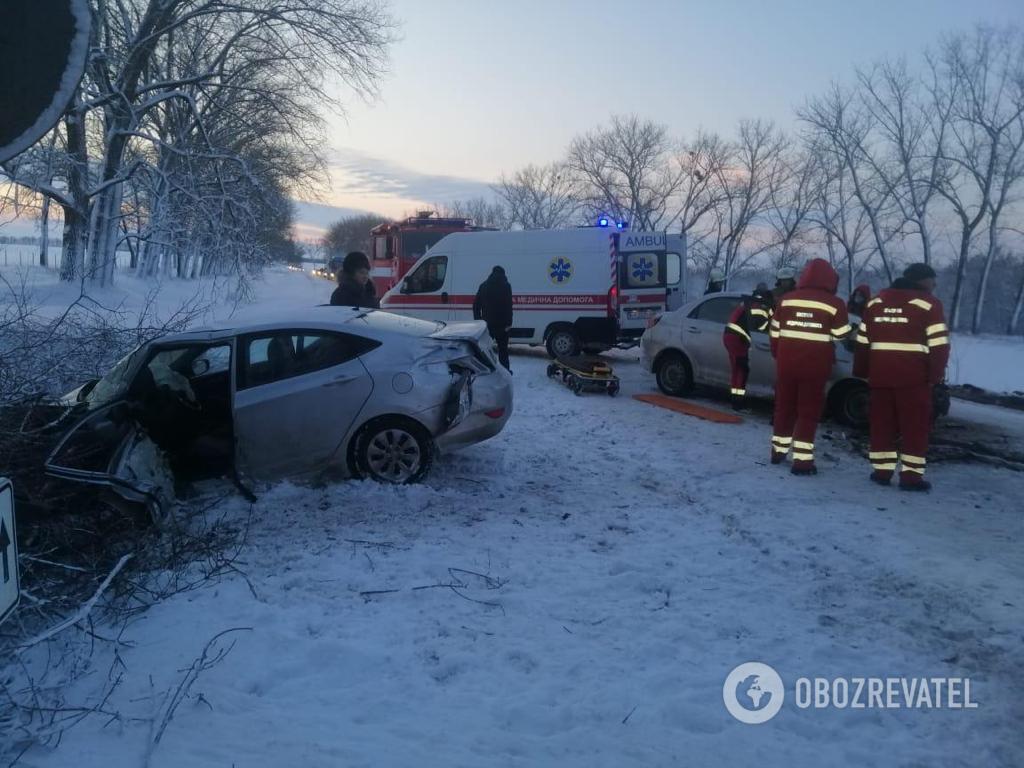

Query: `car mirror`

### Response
(191, 358, 211, 377)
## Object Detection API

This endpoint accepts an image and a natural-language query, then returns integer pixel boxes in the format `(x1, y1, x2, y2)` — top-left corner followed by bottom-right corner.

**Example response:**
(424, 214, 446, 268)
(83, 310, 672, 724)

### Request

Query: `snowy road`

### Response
(18, 271, 1024, 767)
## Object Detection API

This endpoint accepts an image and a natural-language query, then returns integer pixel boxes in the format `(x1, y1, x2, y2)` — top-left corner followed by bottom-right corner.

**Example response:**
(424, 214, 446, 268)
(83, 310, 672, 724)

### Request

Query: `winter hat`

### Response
(342, 251, 371, 275)
(709, 268, 725, 282)
(903, 263, 936, 282)
(776, 266, 797, 281)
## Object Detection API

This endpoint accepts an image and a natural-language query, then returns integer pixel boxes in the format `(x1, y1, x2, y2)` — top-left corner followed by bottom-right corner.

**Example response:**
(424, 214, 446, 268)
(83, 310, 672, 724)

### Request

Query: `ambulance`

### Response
(380, 227, 686, 357)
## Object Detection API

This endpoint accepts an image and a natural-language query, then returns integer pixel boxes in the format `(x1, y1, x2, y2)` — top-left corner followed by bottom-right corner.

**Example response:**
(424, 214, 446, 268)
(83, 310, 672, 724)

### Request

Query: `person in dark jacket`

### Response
(847, 283, 871, 318)
(473, 266, 514, 371)
(330, 251, 379, 309)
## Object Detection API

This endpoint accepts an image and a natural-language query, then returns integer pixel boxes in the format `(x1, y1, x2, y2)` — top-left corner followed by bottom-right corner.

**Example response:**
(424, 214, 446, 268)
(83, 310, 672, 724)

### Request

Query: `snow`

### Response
(946, 334, 1024, 394)
(6, 269, 1024, 767)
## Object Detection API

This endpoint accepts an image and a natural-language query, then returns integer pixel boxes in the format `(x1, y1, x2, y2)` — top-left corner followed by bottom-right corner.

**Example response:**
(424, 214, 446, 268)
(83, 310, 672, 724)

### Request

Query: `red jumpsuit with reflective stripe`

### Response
(853, 287, 950, 486)
(722, 299, 771, 399)
(769, 259, 851, 471)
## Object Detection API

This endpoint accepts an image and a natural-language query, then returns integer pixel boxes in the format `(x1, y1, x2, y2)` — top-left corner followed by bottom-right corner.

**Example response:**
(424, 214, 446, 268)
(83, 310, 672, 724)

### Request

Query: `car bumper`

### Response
(436, 367, 513, 452)
(639, 332, 661, 373)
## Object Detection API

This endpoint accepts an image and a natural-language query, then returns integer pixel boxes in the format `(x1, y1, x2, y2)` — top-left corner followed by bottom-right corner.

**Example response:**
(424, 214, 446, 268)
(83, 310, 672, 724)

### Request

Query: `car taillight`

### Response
(607, 285, 618, 318)
(484, 408, 505, 419)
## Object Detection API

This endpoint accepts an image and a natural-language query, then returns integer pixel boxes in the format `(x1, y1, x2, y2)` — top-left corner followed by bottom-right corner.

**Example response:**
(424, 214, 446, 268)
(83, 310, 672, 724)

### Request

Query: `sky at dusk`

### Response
(317, 0, 1023, 230)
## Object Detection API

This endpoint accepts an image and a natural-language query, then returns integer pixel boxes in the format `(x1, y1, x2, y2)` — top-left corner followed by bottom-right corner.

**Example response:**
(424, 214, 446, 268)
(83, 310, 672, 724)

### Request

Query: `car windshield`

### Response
(83, 346, 143, 408)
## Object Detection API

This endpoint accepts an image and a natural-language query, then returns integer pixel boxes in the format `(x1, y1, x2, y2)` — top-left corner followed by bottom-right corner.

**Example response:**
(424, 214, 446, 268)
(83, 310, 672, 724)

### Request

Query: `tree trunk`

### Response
(949, 230, 971, 331)
(60, 102, 89, 281)
(59, 204, 86, 280)
(1009, 268, 1024, 335)
(38, 195, 50, 267)
(970, 221, 999, 334)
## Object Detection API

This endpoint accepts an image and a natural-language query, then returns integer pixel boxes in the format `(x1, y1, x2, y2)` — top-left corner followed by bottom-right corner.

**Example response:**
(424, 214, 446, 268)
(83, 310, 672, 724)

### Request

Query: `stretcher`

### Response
(546, 355, 620, 397)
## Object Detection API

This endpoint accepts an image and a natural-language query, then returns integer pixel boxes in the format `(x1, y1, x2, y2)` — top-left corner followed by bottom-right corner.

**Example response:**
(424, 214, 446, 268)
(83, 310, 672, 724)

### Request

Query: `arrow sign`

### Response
(0, 519, 9, 583)
(0, 479, 18, 626)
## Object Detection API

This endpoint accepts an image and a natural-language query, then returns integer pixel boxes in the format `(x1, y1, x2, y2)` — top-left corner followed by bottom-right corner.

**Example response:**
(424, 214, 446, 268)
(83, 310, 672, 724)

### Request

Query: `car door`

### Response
(681, 296, 742, 385)
(233, 330, 377, 480)
(44, 402, 170, 514)
(746, 325, 776, 396)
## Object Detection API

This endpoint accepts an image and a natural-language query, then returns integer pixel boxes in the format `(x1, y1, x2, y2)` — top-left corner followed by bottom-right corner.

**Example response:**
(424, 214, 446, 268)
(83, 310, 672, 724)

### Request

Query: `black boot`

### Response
(870, 471, 892, 486)
(899, 479, 932, 492)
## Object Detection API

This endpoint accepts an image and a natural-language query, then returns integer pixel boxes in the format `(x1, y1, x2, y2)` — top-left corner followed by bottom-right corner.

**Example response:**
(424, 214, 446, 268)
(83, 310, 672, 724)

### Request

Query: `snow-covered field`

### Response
(6, 269, 1024, 767)
(947, 334, 1024, 394)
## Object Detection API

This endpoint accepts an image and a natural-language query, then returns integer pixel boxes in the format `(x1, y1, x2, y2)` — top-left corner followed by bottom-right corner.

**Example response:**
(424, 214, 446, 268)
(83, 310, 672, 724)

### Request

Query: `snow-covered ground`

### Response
(7, 269, 1024, 767)
(946, 334, 1024, 394)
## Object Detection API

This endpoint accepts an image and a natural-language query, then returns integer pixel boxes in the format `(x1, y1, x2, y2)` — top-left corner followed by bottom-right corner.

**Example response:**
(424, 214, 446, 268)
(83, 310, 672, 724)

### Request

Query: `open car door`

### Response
(44, 402, 174, 521)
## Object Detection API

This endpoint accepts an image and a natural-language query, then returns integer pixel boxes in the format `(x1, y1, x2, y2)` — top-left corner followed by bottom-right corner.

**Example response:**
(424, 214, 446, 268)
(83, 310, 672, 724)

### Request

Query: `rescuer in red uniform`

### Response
(769, 259, 851, 475)
(854, 263, 950, 491)
(722, 289, 773, 410)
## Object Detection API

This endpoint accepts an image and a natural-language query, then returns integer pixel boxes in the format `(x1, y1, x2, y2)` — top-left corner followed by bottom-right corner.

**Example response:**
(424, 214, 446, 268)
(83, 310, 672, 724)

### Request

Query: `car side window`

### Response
(689, 297, 741, 324)
(403, 255, 447, 293)
(239, 331, 379, 390)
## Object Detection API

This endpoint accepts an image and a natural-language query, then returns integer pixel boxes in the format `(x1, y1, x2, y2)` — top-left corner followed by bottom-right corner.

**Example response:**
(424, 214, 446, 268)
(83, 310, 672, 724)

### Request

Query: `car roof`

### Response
(157, 305, 366, 343)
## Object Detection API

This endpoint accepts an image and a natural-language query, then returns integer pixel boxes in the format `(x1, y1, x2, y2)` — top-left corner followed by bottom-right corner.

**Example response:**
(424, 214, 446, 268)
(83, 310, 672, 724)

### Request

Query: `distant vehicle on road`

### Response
(45, 308, 512, 512)
(381, 227, 686, 358)
(640, 292, 951, 427)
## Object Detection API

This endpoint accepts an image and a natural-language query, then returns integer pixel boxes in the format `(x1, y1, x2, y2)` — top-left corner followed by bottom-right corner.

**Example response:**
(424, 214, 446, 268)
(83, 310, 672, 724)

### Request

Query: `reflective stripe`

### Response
(926, 323, 948, 336)
(870, 342, 928, 353)
(727, 323, 751, 341)
(779, 329, 832, 343)
(832, 324, 852, 337)
(856, 333, 869, 344)
(793, 440, 814, 450)
(869, 451, 898, 459)
(772, 435, 792, 445)
(769, 330, 780, 339)
(872, 462, 898, 471)
(901, 465, 926, 475)
(867, 298, 882, 307)
(901, 454, 927, 465)
(927, 336, 949, 347)
(731, 388, 746, 396)
(770, 319, 781, 327)
(909, 298, 933, 311)
(792, 452, 814, 462)
(781, 299, 837, 315)
(750, 308, 770, 317)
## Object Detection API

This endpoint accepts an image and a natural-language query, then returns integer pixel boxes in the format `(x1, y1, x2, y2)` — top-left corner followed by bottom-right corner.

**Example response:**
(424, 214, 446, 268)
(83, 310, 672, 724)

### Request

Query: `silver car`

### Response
(46, 307, 512, 511)
(640, 292, 869, 426)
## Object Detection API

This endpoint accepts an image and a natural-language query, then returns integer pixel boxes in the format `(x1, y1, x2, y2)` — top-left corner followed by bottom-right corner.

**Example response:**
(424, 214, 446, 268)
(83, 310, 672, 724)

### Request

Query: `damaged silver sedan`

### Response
(45, 307, 513, 513)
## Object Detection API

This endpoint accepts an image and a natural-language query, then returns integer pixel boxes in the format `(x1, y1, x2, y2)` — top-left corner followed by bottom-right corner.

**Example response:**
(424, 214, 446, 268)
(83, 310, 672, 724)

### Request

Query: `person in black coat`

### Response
(473, 266, 513, 371)
(330, 251, 379, 309)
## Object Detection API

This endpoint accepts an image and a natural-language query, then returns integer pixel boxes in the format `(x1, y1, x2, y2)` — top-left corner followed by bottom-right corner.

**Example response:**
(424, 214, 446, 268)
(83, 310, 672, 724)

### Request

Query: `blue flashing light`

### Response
(597, 216, 609, 227)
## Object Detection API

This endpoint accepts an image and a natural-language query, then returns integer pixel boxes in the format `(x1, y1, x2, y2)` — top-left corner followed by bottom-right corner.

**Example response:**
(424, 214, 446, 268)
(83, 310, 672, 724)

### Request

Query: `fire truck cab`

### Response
(370, 211, 485, 296)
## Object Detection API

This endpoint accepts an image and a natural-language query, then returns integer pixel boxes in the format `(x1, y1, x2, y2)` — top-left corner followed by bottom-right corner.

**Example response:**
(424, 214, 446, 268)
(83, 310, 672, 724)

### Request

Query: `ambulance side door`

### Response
(394, 253, 452, 323)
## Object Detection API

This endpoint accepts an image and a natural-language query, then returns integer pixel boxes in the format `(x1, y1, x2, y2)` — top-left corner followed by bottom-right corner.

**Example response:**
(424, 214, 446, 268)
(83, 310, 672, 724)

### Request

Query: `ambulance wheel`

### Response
(546, 327, 580, 358)
(656, 351, 693, 396)
(608, 381, 620, 397)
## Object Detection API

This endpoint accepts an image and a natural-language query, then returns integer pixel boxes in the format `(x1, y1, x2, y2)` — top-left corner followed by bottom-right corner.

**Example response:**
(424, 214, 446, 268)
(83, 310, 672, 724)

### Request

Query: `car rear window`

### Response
(689, 297, 742, 324)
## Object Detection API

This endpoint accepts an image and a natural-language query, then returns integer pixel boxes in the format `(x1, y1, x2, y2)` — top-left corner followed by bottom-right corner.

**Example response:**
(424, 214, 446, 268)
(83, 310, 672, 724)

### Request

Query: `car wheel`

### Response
(355, 417, 434, 484)
(546, 327, 580, 358)
(656, 351, 693, 396)
(832, 382, 869, 428)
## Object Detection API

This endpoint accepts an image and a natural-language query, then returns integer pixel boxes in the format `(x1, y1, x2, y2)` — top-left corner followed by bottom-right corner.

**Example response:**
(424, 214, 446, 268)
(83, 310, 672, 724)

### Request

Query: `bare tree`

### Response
(493, 162, 580, 229)
(566, 115, 684, 230)
(800, 83, 898, 281)
(324, 214, 392, 258)
(765, 143, 819, 271)
(709, 119, 787, 282)
(856, 56, 952, 265)
(1, 0, 396, 286)
(434, 197, 511, 230)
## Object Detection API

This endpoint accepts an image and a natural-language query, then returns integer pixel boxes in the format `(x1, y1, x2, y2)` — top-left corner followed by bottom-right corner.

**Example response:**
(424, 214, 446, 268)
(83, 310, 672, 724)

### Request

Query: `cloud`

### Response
(329, 148, 496, 205)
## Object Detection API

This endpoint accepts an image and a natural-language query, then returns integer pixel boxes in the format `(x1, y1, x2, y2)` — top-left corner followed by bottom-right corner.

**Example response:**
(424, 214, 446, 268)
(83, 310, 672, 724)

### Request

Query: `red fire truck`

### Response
(369, 211, 486, 295)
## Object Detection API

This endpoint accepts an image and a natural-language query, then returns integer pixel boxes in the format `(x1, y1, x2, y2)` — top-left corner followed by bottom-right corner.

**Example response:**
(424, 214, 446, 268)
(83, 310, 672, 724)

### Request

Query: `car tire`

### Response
(832, 382, 870, 428)
(353, 417, 434, 484)
(655, 351, 693, 396)
(546, 326, 580, 359)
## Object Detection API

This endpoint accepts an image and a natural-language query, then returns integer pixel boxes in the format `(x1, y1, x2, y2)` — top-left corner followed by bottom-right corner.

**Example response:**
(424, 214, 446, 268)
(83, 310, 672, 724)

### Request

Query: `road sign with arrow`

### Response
(0, 478, 18, 626)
